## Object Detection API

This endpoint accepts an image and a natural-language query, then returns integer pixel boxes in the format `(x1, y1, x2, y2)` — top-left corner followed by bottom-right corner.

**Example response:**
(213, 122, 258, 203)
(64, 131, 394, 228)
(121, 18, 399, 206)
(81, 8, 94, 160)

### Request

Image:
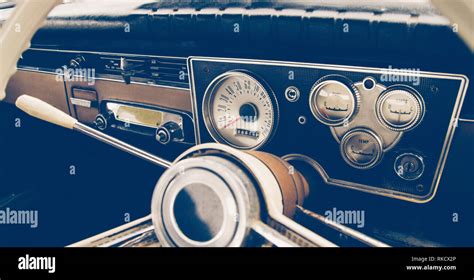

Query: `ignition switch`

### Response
(394, 153, 425, 181)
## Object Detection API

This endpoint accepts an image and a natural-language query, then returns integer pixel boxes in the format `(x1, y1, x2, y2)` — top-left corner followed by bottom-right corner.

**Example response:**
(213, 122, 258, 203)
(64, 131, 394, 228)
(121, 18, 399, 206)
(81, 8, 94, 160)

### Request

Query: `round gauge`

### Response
(340, 128, 383, 169)
(376, 87, 424, 131)
(202, 71, 278, 149)
(309, 75, 360, 126)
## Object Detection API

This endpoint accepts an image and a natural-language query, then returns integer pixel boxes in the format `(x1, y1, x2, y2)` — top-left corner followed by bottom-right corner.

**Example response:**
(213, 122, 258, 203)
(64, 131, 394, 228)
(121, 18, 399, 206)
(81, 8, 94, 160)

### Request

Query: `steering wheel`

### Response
(0, 0, 61, 100)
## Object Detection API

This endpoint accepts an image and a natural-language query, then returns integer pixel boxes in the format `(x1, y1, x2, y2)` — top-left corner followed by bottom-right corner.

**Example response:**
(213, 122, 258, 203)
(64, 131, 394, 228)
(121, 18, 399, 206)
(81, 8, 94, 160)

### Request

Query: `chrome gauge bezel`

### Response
(339, 128, 384, 169)
(375, 85, 425, 132)
(309, 76, 360, 127)
(393, 152, 425, 181)
(202, 71, 279, 150)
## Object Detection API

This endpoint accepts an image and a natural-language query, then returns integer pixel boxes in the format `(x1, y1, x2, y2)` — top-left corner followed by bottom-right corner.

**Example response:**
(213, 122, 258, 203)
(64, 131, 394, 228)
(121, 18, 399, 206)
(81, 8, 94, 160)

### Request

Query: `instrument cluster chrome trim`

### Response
(188, 56, 469, 203)
(329, 81, 404, 153)
(375, 85, 425, 132)
(339, 128, 384, 170)
(201, 70, 280, 150)
(309, 79, 360, 127)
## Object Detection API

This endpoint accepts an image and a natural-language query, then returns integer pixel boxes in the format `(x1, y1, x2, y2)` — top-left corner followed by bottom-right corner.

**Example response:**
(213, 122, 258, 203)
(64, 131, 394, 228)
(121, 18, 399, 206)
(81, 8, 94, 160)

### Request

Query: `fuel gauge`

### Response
(376, 86, 424, 131)
(309, 75, 360, 126)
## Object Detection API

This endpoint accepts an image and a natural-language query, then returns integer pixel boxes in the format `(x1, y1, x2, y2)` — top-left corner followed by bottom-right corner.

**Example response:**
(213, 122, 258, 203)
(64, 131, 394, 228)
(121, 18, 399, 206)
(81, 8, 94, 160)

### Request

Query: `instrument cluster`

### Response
(188, 57, 468, 203)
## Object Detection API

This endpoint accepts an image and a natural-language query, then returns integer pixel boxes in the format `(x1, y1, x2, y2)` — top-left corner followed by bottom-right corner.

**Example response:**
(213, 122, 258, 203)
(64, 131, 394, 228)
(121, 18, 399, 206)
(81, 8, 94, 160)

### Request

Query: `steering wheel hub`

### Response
(152, 155, 260, 247)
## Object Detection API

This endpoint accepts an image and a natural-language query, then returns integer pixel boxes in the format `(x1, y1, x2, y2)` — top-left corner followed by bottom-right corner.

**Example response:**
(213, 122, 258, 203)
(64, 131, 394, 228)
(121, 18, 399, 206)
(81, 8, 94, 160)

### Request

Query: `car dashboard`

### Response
(0, 0, 473, 248)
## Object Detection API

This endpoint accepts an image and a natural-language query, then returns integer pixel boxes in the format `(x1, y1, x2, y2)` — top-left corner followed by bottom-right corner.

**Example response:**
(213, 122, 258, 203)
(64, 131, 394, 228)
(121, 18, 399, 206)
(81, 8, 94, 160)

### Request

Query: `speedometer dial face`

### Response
(202, 71, 278, 149)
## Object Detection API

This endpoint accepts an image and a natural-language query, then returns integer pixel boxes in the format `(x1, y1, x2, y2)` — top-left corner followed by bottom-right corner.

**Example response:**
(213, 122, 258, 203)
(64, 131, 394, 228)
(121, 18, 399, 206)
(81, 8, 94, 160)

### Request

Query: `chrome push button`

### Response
(340, 128, 383, 169)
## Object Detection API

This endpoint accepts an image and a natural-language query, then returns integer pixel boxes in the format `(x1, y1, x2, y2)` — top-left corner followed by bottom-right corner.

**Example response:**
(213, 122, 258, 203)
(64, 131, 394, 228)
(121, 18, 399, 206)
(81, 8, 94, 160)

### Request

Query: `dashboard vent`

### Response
(99, 55, 189, 88)
(147, 57, 189, 88)
(17, 49, 190, 89)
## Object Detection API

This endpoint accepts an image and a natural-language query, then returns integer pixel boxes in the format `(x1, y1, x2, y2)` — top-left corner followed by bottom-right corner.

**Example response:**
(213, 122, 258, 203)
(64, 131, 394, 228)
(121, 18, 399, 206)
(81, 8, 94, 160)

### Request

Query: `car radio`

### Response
(94, 100, 195, 145)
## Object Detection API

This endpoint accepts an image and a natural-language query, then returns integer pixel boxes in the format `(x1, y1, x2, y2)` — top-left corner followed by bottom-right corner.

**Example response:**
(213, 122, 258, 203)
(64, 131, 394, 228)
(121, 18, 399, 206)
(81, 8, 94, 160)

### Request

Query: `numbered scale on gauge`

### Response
(203, 71, 278, 149)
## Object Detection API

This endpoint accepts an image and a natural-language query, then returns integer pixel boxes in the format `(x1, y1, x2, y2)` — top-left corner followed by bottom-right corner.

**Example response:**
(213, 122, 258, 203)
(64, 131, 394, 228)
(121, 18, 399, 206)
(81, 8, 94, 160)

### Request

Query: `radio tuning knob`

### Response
(69, 55, 86, 69)
(156, 121, 184, 145)
(94, 111, 113, 131)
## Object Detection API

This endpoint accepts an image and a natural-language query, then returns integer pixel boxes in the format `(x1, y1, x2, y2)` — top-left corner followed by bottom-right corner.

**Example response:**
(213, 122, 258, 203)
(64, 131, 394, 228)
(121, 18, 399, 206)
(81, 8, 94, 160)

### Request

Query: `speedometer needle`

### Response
(223, 116, 241, 129)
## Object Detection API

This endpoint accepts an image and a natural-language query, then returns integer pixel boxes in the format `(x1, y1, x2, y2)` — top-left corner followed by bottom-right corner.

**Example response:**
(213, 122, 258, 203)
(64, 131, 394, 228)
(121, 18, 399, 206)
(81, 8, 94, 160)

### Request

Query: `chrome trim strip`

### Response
(98, 225, 155, 248)
(251, 221, 299, 247)
(74, 122, 173, 169)
(459, 118, 474, 123)
(188, 57, 469, 203)
(16, 67, 191, 91)
(69, 215, 153, 247)
(190, 56, 470, 80)
(29, 47, 187, 61)
(70, 97, 92, 108)
(296, 206, 390, 247)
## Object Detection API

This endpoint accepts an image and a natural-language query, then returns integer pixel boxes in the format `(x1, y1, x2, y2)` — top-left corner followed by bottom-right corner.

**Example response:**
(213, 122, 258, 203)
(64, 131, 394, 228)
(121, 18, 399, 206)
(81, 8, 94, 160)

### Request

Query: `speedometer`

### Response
(202, 71, 278, 149)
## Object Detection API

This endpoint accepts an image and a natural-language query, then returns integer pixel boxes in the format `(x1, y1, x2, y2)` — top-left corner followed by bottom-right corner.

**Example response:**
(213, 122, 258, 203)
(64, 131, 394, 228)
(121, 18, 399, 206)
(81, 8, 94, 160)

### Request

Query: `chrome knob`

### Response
(94, 113, 111, 131)
(155, 121, 183, 145)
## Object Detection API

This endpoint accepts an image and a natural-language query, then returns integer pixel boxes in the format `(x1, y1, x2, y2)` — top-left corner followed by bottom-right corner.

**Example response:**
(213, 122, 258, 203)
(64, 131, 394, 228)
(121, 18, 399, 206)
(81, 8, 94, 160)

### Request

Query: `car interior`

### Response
(0, 0, 473, 248)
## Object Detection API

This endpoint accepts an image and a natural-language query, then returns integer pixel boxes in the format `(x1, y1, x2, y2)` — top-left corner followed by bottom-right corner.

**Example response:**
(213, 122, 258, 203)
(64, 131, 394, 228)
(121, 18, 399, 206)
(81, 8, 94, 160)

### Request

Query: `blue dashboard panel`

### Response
(188, 57, 469, 203)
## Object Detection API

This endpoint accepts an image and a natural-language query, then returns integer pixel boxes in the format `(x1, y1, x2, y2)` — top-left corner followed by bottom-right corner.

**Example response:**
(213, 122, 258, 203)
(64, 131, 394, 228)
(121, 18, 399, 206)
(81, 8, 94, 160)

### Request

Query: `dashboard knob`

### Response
(376, 86, 424, 131)
(94, 113, 111, 131)
(309, 75, 360, 126)
(340, 128, 383, 169)
(156, 121, 183, 145)
(69, 55, 86, 69)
